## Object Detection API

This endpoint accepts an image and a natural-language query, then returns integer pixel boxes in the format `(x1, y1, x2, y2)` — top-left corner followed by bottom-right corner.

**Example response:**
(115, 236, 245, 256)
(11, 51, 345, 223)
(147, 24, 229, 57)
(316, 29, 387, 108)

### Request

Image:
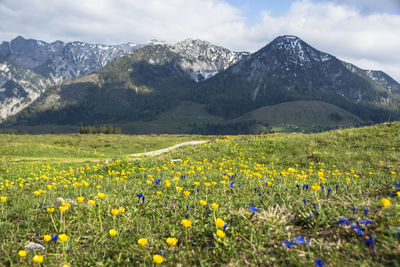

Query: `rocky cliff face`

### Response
(0, 56, 51, 120)
(170, 39, 249, 81)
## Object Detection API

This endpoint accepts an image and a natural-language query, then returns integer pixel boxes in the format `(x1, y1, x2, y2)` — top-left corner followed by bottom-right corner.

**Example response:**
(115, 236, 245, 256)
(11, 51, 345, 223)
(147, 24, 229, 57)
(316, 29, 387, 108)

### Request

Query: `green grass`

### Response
(0, 134, 210, 163)
(0, 123, 399, 266)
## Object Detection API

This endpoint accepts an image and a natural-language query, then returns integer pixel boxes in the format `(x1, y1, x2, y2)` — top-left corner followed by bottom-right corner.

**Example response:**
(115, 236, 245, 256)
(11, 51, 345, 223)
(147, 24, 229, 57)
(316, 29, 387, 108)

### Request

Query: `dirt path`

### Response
(125, 140, 209, 159)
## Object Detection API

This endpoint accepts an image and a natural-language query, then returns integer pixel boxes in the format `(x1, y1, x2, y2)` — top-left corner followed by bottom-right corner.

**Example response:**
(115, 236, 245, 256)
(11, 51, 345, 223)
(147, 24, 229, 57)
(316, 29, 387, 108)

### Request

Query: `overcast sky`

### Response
(1, 0, 399, 81)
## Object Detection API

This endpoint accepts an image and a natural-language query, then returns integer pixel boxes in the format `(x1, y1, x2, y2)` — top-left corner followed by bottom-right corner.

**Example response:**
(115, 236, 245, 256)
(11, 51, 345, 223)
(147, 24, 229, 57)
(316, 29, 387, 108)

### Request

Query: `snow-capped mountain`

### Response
(0, 36, 144, 84)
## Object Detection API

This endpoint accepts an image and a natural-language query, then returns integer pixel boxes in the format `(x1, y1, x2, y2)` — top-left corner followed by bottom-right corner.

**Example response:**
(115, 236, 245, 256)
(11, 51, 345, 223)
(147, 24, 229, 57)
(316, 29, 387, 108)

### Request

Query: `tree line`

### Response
(78, 124, 121, 134)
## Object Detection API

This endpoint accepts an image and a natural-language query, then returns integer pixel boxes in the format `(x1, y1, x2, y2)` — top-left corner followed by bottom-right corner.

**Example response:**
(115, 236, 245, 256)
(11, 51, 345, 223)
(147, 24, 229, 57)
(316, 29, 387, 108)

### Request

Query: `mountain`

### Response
(2, 35, 399, 133)
(0, 56, 51, 120)
(0, 36, 144, 83)
(193, 35, 400, 122)
(0, 36, 248, 121)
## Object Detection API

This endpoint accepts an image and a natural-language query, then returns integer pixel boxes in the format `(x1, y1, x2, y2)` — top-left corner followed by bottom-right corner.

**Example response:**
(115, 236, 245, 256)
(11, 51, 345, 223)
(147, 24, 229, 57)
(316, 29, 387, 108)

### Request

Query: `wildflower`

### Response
(0, 196, 7, 202)
(52, 234, 58, 242)
(46, 208, 55, 214)
(118, 207, 125, 213)
(199, 200, 207, 206)
(182, 219, 192, 228)
(18, 250, 27, 257)
(111, 209, 119, 215)
(315, 259, 324, 266)
(205, 183, 211, 187)
(43, 235, 52, 242)
(250, 206, 260, 213)
(59, 206, 67, 212)
(166, 237, 178, 246)
(59, 234, 68, 242)
(165, 180, 171, 187)
(311, 184, 320, 191)
(397, 192, 400, 197)
(153, 254, 164, 264)
(138, 238, 148, 246)
(109, 229, 118, 237)
(88, 200, 95, 206)
(360, 219, 373, 225)
(363, 208, 369, 216)
(307, 212, 313, 220)
(184, 191, 191, 196)
(381, 198, 391, 207)
(176, 187, 183, 193)
(97, 192, 105, 199)
(216, 229, 225, 238)
(215, 218, 225, 228)
(211, 203, 219, 210)
(76, 196, 84, 203)
(32, 255, 44, 263)
(282, 240, 294, 248)
(293, 235, 309, 245)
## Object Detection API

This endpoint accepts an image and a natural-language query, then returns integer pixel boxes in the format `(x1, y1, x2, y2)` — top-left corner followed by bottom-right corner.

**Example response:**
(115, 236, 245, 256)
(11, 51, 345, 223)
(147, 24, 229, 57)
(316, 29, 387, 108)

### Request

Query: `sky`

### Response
(0, 0, 400, 81)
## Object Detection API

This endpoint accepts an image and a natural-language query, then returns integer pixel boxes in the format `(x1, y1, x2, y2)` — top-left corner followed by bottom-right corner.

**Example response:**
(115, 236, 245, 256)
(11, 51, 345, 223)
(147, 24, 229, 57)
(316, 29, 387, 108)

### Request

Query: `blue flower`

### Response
(137, 193, 143, 200)
(395, 184, 400, 188)
(249, 206, 260, 213)
(360, 219, 373, 225)
(365, 235, 375, 246)
(351, 206, 357, 214)
(52, 234, 58, 242)
(296, 184, 300, 189)
(315, 259, 324, 266)
(230, 181, 235, 188)
(363, 208, 369, 216)
(155, 179, 161, 184)
(307, 212, 313, 220)
(293, 235, 309, 245)
(282, 240, 294, 248)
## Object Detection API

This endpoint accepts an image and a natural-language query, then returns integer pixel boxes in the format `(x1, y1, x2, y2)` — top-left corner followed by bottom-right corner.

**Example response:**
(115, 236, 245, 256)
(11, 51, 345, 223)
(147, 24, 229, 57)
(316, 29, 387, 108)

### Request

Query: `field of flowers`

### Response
(0, 123, 399, 266)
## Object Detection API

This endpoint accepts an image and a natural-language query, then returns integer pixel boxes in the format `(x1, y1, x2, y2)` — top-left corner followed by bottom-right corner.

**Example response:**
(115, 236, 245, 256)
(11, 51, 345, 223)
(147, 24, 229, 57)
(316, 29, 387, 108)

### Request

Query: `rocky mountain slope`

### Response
(0, 56, 51, 120)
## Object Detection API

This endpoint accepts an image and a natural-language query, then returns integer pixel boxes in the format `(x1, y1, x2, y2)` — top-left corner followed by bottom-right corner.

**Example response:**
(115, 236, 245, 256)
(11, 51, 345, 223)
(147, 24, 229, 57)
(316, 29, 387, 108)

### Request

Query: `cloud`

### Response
(0, 0, 399, 81)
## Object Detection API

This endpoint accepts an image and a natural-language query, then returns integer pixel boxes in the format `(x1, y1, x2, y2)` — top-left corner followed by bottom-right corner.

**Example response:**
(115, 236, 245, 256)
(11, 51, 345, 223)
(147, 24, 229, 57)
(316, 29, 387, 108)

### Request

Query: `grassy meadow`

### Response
(0, 123, 399, 266)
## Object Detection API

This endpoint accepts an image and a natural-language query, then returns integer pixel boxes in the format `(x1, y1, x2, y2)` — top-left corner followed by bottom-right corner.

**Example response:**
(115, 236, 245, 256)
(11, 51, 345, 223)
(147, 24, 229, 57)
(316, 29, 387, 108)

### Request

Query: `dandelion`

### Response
(199, 200, 207, 206)
(18, 250, 27, 257)
(0, 196, 7, 202)
(32, 255, 44, 263)
(211, 203, 219, 210)
(138, 238, 148, 246)
(118, 207, 125, 213)
(153, 254, 164, 264)
(43, 235, 52, 242)
(88, 200, 95, 206)
(381, 198, 391, 207)
(46, 208, 54, 214)
(216, 229, 226, 238)
(182, 219, 192, 228)
(76, 196, 84, 203)
(176, 187, 183, 193)
(215, 218, 225, 228)
(109, 229, 118, 237)
(184, 191, 191, 196)
(97, 192, 105, 199)
(59, 206, 67, 212)
(397, 192, 400, 197)
(166, 237, 178, 246)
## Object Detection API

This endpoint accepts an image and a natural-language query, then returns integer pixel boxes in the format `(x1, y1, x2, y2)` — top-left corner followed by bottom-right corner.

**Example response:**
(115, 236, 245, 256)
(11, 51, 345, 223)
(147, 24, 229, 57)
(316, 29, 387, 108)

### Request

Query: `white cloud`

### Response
(0, 0, 399, 81)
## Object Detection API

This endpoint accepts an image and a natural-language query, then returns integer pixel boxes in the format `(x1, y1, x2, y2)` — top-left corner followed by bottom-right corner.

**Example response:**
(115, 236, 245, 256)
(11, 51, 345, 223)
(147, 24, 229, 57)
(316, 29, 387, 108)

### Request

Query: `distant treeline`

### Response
(78, 124, 121, 134)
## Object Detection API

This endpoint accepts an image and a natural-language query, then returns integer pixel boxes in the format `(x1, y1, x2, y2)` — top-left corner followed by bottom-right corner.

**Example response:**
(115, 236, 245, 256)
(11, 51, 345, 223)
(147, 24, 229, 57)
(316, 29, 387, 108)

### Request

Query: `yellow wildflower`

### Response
(76, 196, 84, 203)
(43, 235, 52, 242)
(109, 229, 118, 237)
(18, 250, 27, 257)
(32, 255, 44, 263)
(381, 198, 391, 207)
(181, 219, 192, 228)
(199, 200, 207, 206)
(138, 238, 148, 246)
(215, 218, 225, 228)
(211, 203, 219, 210)
(216, 229, 226, 238)
(46, 207, 55, 214)
(153, 254, 164, 264)
(166, 237, 178, 246)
